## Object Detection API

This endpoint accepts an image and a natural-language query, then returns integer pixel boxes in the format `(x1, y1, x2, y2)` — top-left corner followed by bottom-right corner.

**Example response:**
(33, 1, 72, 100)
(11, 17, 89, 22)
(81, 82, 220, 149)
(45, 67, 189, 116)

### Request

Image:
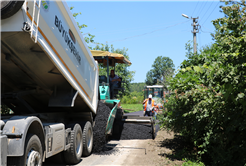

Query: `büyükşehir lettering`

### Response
(55, 15, 81, 65)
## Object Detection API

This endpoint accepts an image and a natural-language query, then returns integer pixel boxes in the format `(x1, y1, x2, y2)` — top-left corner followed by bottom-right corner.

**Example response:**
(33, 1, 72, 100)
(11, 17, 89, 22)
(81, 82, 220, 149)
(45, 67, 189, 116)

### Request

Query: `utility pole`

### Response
(191, 17, 199, 54)
(182, 14, 199, 54)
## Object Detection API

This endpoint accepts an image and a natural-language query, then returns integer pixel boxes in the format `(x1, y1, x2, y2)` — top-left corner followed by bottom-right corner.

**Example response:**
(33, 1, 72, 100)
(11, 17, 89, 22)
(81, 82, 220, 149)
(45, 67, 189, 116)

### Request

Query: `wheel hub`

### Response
(87, 128, 93, 149)
(76, 132, 82, 155)
(27, 150, 41, 166)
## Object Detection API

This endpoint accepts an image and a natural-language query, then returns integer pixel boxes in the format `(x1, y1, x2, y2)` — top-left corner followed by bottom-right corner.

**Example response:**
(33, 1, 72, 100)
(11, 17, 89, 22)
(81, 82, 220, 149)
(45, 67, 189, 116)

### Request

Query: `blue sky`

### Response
(66, 1, 224, 83)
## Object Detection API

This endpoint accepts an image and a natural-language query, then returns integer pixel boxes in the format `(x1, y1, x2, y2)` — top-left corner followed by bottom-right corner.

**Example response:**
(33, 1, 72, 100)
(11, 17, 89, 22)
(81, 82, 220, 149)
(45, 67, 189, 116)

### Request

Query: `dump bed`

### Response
(1, 1, 99, 115)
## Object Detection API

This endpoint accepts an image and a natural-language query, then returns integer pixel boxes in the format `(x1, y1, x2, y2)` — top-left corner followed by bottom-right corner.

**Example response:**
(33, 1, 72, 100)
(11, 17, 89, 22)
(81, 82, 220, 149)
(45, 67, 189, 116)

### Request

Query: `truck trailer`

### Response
(1, 1, 104, 165)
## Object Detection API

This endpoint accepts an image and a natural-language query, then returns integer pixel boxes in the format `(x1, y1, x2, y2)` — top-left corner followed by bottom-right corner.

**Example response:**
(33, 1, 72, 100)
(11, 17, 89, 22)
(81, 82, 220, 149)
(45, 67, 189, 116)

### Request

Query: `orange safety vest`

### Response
(144, 99, 155, 111)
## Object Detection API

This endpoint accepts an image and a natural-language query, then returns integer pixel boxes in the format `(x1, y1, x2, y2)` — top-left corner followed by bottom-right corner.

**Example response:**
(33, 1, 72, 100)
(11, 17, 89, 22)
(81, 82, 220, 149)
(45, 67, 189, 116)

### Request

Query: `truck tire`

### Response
(1, 1, 24, 20)
(82, 121, 93, 157)
(64, 124, 83, 164)
(7, 134, 43, 166)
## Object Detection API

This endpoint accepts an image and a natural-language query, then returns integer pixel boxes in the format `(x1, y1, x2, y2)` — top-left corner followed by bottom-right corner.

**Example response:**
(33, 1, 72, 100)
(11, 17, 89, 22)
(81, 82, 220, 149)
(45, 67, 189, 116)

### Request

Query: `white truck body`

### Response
(1, 1, 99, 165)
(1, 1, 99, 114)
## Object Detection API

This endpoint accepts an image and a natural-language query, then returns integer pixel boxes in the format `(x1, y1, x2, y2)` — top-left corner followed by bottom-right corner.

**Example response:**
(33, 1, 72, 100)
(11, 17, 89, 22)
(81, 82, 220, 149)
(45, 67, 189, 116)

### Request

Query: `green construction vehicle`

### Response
(91, 50, 131, 135)
(91, 50, 156, 139)
(144, 85, 164, 110)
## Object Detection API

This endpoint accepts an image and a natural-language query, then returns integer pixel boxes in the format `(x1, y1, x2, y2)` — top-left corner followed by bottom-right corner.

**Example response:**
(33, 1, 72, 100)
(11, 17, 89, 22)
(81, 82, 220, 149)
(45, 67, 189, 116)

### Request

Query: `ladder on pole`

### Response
(30, 0, 41, 43)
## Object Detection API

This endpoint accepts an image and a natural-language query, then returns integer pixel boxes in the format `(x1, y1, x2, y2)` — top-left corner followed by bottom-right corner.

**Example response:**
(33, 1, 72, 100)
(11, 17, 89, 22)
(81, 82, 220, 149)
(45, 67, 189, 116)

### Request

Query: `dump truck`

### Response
(0, 1, 122, 165)
(1, 1, 156, 165)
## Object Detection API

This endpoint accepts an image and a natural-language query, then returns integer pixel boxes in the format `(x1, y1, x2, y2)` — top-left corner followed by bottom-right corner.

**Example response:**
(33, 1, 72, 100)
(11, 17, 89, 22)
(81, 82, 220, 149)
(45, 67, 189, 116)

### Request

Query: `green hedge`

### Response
(159, 1, 246, 165)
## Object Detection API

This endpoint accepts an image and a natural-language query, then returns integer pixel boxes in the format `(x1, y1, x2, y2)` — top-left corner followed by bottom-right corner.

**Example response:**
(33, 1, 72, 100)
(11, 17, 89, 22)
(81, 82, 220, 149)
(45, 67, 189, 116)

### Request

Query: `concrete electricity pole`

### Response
(182, 14, 199, 54)
(192, 17, 199, 54)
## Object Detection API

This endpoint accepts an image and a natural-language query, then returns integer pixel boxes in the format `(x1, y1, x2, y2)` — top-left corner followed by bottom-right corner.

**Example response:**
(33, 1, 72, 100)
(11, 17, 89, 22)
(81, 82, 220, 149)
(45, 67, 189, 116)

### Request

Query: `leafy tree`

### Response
(130, 82, 146, 92)
(93, 44, 135, 96)
(145, 56, 175, 89)
(160, 1, 246, 165)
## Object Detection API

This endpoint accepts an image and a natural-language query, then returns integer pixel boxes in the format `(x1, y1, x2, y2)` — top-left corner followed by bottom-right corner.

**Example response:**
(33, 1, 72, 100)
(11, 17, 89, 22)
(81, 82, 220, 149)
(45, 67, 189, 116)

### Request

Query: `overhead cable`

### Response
(201, 25, 214, 33)
(197, 0, 209, 18)
(196, 0, 206, 17)
(95, 21, 180, 35)
(191, 0, 200, 17)
(107, 20, 190, 43)
(200, 0, 215, 22)
(201, 1, 220, 25)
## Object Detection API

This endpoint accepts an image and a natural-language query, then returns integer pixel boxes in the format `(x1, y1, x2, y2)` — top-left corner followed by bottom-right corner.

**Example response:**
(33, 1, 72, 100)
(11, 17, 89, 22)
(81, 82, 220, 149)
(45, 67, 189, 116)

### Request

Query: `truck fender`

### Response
(2, 116, 45, 157)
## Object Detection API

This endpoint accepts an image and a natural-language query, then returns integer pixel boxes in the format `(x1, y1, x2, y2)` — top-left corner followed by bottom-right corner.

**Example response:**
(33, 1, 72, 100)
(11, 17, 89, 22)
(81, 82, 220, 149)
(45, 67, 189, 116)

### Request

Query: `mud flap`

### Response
(0, 134, 8, 166)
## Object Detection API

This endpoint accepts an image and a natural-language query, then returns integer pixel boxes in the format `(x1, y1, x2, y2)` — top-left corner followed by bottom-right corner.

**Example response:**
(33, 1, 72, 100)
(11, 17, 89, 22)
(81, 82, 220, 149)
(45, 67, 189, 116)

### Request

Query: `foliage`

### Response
(120, 91, 144, 104)
(145, 56, 175, 90)
(130, 82, 146, 92)
(182, 160, 205, 166)
(93, 44, 135, 96)
(1, 105, 12, 114)
(159, 1, 246, 165)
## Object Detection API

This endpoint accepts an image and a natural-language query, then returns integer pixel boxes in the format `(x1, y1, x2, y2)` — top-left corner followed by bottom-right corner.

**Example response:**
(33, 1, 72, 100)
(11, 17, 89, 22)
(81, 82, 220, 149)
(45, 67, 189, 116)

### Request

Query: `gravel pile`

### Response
(92, 101, 112, 154)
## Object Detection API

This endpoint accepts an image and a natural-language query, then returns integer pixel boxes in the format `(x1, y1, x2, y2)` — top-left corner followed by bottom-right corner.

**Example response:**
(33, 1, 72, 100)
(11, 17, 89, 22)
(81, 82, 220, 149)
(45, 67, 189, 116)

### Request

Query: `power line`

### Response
(107, 20, 190, 43)
(200, 29, 211, 33)
(191, 0, 200, 17)
(200, 0, 215, 22)
(202, 25, 213, 33)
(196, 0, 206, 17)
(198, 0, 209, 18)
(95, 22, 183, 37)
(201, 1, 220, 25)
(94, 21, 180, 35)
(87, 29, 189, 47)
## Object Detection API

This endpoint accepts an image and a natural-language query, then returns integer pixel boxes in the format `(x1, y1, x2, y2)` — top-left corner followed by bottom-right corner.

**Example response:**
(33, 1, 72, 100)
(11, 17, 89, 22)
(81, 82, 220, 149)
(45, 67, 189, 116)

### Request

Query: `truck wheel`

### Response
(8, 134, 43, 166)
(82, 121, 93, 157)
(64, 124, 83, 164)
(1, 1, 24, 20)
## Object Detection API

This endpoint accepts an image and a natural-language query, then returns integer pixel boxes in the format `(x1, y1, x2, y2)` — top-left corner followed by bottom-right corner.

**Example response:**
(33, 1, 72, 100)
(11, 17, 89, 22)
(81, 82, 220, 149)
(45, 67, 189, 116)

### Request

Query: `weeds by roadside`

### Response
(121, 104, 143, 113)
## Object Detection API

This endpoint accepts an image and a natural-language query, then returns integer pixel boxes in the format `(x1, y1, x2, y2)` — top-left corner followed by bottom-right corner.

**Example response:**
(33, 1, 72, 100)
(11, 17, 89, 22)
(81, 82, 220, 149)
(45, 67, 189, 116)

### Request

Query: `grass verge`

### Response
(121, 104, 143, 113)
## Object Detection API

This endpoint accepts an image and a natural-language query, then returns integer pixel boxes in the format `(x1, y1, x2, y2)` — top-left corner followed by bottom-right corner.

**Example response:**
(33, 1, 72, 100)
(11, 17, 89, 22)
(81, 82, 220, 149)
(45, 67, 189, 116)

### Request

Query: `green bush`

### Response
(120, 91, 144, 104)
(182, 160, 205, 166)
(159, 1, 246, 165)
